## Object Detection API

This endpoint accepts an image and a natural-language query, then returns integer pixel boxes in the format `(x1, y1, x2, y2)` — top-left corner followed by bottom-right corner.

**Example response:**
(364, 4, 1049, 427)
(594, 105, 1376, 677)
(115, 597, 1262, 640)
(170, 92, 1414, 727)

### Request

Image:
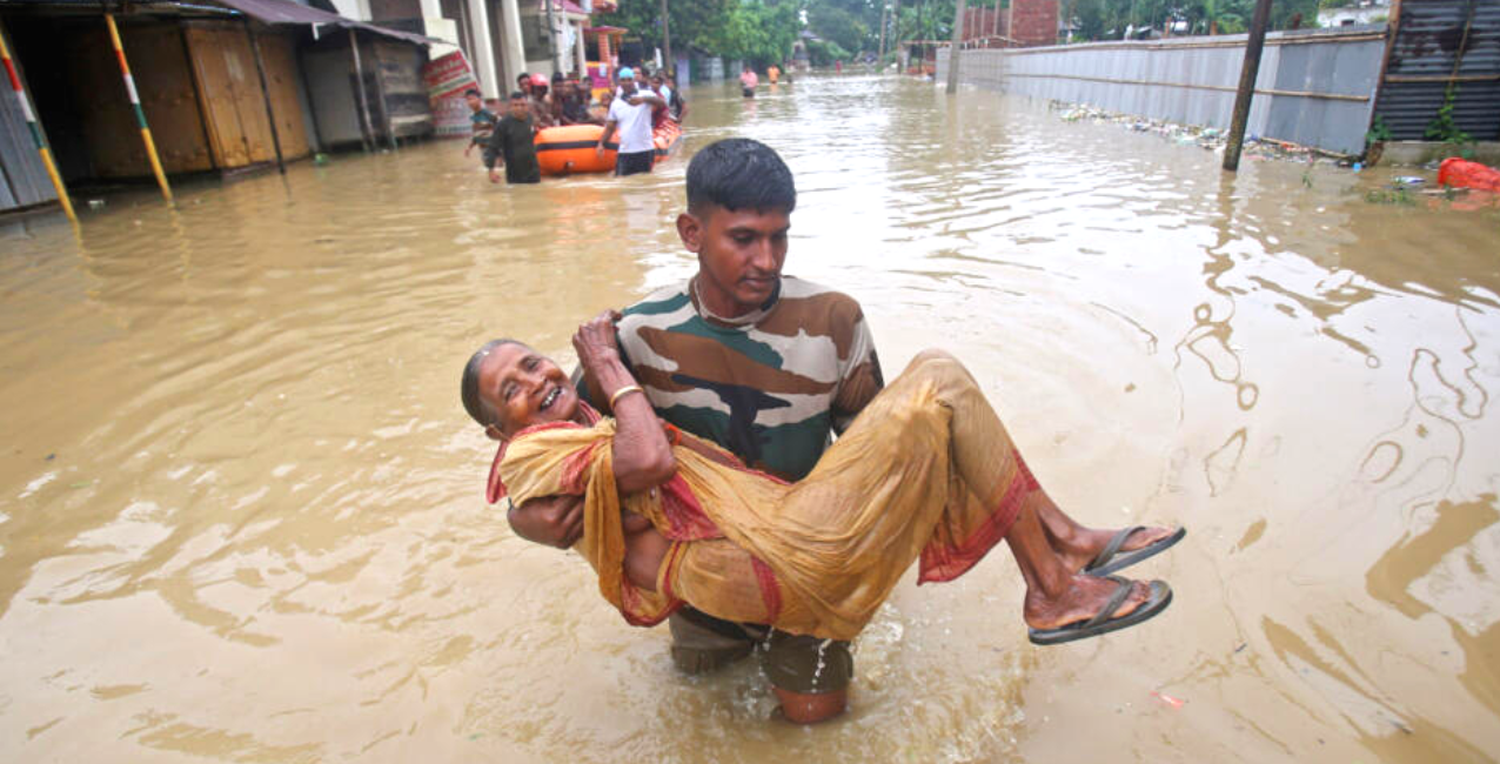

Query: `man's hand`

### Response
(508, 494, 585, 548)
(595, 142, 606, 157)
(488, 167, 502, 184)
(464, 143, 474, 157)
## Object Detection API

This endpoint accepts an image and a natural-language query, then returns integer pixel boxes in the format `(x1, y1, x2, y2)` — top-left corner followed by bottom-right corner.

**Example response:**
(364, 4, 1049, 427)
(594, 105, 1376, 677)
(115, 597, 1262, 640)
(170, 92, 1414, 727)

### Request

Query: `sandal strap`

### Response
(1082, 576, 1135, 629)
(1086, 526, 1145, 572)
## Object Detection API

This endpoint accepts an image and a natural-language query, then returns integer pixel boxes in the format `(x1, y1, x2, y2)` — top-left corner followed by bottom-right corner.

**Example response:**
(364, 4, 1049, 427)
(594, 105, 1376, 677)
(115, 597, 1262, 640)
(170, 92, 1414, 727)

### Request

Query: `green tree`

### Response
(596, 0, 736, 56)
(807, 2, 872, 54)
(700, 1, 803, 66)
(1061, 0, 1317, 41)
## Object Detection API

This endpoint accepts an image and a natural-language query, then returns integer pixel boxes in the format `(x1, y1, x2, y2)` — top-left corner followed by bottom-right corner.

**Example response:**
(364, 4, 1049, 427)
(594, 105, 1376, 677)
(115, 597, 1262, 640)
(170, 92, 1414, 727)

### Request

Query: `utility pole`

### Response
(660, 0, 672, 75)
(892, 0, 902, 68)
(947, 0, 967, 93)
(1223, 0, 1274, 171)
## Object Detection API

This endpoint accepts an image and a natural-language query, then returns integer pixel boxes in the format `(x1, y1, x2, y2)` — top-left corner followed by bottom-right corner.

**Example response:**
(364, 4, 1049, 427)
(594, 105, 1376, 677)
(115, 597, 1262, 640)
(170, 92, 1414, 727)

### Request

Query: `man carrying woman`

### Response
(473, 139, 1184, 722)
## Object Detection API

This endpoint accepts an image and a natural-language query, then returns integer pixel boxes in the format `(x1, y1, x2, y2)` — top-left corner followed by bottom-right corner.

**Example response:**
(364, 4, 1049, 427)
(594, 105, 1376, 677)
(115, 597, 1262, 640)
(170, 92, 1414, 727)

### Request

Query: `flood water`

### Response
(2, 74, 1498, 762)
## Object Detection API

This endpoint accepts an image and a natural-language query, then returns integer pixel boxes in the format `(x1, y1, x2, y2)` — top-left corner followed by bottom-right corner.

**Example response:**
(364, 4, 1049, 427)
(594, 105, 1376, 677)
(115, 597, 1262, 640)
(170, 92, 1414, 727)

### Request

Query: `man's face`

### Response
(678, 205, 790, 317)
(619, 77, 637, 95)
(509, 96, 529, 118)
(465, 93, 483, 112)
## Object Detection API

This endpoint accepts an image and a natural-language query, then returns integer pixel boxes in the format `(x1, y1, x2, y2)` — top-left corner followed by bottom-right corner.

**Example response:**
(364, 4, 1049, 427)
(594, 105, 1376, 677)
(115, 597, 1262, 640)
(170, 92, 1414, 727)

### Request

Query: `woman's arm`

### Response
(573, 311, 677, 493)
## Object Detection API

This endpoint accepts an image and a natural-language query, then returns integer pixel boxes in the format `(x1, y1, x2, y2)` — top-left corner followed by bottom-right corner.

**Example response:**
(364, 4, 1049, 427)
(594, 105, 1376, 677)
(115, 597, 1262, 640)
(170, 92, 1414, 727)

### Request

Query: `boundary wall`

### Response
(938, 26, 1389, 155)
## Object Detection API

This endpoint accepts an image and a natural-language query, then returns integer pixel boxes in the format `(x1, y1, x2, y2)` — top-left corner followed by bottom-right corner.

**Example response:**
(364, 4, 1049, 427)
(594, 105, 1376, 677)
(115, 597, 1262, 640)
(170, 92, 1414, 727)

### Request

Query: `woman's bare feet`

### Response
(1034, 503, 1179, 573)
(1021, 573, 1152, 631)
(1003, 497, 1173, 641)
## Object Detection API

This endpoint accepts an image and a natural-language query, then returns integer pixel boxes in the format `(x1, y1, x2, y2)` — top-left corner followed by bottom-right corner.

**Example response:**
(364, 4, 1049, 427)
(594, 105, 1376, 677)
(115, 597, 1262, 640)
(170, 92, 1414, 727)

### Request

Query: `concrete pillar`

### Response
(465, 0, 500, 97)
(575, 20, 587, 74)
(497, 0, 526, 89)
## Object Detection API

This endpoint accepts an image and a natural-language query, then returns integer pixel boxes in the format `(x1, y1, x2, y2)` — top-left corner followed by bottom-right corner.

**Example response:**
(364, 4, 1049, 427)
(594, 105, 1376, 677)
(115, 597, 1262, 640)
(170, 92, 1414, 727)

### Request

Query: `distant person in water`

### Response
(484, 91, 540, 185)
(590, 90, 614, 124)
(739, 65, 758, 98)
(462, 88, 497, 160)
(767, 63, 780, 85)
(558, 77, 591, 126)
(654, 73, 687, 123)
(528, 75, 556, 128)
(597, 67, 664, 177)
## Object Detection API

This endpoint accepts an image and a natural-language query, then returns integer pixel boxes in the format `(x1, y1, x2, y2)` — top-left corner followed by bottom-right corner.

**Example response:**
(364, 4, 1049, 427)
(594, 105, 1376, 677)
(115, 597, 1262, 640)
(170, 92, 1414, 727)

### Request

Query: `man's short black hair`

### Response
(517, 72, 530, 82)
(461, 339, 526, 428)
(508, 90, 527, 100)
(464, 87, 481, 98)
(686, 138, 796, 215)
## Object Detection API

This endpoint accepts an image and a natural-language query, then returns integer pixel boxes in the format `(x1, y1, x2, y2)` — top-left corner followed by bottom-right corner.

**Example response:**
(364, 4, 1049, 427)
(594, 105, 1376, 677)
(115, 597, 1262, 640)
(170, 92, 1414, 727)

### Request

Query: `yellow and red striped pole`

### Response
(0, 22, 77, 222)
(104, 14, 172, 203)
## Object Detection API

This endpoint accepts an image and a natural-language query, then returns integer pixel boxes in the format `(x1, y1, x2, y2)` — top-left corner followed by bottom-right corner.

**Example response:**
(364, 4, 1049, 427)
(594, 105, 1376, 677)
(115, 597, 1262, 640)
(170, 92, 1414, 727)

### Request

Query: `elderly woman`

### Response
(463, 315, 1179, 689)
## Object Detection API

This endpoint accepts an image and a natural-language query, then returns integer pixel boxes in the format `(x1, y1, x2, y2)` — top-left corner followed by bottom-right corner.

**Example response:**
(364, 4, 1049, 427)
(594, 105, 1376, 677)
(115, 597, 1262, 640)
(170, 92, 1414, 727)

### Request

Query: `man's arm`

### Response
(482, 124, 505, 174)
(830, 306, 885, 434)
(596, 119, 618, 156)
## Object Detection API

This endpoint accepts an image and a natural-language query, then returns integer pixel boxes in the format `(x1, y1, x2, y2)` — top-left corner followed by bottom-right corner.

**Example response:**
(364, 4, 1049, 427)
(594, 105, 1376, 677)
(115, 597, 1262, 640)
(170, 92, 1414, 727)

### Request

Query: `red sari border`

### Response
(916, 452, 1039, 585)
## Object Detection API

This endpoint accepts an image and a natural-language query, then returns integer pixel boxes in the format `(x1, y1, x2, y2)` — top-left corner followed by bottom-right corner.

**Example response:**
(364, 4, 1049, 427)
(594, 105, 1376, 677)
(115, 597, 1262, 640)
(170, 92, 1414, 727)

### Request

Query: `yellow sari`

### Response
(489, 350, 1037, 641)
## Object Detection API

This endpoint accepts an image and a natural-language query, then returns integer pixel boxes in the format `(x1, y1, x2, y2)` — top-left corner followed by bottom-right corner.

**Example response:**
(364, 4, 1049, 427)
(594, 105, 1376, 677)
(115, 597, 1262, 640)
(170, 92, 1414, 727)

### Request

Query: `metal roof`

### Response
(206, 0, 436, 45)
(0, 0, 436, 45)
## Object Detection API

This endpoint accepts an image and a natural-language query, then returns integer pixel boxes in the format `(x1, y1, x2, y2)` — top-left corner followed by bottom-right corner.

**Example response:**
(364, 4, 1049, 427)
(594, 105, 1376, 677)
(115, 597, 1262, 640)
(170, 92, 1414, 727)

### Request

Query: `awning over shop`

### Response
(0, 0, 436, 45)
(205, 0, 437, 45)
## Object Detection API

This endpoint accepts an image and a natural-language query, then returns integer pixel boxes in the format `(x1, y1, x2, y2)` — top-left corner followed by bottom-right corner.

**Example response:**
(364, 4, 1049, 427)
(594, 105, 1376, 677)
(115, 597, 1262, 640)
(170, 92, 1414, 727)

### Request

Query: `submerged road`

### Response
(2, 74, 1498, 761)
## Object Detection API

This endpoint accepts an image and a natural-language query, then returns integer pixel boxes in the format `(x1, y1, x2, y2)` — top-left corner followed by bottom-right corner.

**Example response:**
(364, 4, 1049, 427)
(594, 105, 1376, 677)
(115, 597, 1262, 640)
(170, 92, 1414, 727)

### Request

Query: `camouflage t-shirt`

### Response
(603, 276, 884, 481)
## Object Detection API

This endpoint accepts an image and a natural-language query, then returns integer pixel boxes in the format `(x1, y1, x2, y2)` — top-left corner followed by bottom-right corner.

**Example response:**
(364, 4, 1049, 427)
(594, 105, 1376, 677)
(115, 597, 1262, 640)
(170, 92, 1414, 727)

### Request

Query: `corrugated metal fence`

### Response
(1373, 0, 1500, 142)
(0, 67, 58, 212)
(939, 26, 1390, 155)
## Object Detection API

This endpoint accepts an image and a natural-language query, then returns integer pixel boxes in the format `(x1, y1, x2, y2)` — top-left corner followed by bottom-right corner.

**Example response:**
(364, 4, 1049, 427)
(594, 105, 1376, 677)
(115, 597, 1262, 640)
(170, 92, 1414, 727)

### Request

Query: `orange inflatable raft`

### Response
(534, 120, 683, 176)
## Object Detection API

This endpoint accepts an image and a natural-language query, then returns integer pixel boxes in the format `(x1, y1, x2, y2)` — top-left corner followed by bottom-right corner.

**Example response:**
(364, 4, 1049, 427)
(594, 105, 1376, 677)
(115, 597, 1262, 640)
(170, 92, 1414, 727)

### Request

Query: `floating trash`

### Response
(1151, 691, 1186, 709)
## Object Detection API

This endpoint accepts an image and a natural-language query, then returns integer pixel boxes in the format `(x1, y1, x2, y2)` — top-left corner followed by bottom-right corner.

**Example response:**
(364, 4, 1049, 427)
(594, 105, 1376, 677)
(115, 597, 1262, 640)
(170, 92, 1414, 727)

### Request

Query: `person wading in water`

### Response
(489, 139, 1186, 723)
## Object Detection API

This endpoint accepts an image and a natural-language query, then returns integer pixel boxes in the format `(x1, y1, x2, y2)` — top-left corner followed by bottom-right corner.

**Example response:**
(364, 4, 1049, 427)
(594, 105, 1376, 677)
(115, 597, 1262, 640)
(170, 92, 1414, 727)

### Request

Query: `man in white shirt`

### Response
(597, 67, 665, 177)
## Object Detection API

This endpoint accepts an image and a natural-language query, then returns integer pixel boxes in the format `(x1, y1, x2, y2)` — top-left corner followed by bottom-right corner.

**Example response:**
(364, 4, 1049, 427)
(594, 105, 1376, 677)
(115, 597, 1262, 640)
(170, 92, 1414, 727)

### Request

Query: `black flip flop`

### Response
(1083, 525, 1187, 577)
(1028, 576, 1173, 646)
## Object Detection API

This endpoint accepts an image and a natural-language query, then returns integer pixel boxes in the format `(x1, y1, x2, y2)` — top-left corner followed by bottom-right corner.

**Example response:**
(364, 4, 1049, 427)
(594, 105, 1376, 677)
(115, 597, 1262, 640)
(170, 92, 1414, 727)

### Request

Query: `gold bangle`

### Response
(608, 385, 644, 409)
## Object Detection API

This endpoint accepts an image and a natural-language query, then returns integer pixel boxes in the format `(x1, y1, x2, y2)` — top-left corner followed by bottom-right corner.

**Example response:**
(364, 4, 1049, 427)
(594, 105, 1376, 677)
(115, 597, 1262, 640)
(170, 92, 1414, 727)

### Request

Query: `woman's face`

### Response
(477, 344, 579, 437)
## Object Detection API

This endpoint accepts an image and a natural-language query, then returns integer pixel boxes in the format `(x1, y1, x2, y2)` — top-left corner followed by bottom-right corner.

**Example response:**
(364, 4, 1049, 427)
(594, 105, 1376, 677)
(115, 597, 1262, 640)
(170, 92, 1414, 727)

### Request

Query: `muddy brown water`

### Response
(2, 75, 1498, 762)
